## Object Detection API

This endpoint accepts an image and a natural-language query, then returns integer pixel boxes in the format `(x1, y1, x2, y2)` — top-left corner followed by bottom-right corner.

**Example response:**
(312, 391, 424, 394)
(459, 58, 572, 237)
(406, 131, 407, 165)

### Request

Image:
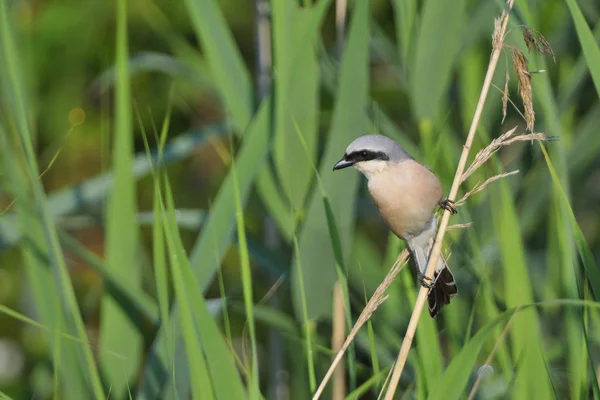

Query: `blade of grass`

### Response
(429, 315, 513, 400)
(0, 304, 127, 362)
(0, 124, 93, 399)
(292, 102, 361, 393)
(0, 390, 13, 400)
(565, 0, 600, 98)
(323, 198, 357, 390)
(189, 98, 272, 290)
(538, 142, 600, 298)
(431, 296, 600, 400)
(182, 0, 252, 131)
(58, 231, 158, 325)
(138, 98, 272, 398)
(547, 182, 586, 400)
(0, 2, 104, 397)
(272, 1, 325, 212)
(292, 234, 317, 393)
(391, 0, 416, 68)
(489, 180, 554, 400)
(157, 183, 215, 400)
(139, 85, 176, 398)
(291, 0, 370, 321)
(256, 0, 331, 242)
(99, 0, 143, 391)
(230, 140, 260, 399)
(163, 177, 248, 400)
(345, 366, 391, 400)
(410, 0, 466, 124)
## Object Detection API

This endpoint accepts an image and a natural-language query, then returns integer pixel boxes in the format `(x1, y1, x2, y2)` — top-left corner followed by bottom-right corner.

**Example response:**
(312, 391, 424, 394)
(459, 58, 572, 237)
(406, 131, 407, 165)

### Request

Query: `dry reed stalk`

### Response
(455, 170, 519, 207)
(332, 282, 346, 400)
(461, 128, 550, 185)
(446, 222, 473, 231)
(336, 0, 347, 59)
(312, 250, 410, 399)
(381, 1, 517, 398)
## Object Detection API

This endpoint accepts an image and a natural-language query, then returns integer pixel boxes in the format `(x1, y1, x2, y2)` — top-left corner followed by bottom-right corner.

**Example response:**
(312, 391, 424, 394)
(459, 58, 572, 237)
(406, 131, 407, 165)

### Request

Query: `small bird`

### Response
(333, 134, 457, 318)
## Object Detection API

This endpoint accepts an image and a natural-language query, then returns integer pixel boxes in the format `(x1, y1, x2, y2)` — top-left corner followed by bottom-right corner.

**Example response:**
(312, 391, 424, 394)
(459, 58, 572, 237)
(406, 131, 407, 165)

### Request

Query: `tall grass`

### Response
(0, 0, 599, 399)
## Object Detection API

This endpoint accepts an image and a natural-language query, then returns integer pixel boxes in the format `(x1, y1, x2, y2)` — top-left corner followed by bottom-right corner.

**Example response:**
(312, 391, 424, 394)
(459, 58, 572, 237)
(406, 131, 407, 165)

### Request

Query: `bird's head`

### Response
(333, 134, 411, 178)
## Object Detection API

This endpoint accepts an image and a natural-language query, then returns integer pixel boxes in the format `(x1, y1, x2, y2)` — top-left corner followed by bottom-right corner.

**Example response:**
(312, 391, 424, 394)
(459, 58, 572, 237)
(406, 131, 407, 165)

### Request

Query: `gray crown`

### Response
(345, 134, 412, 162)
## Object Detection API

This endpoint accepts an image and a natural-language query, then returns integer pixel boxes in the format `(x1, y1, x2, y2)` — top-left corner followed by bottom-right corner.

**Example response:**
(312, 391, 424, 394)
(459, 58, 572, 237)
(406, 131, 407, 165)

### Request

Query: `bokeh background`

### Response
(0, 0, 599, 399)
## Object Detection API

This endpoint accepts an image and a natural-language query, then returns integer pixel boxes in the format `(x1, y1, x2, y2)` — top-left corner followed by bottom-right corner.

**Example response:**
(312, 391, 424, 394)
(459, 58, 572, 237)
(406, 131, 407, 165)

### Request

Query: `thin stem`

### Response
(382, 1, 516, 399)
(332, 282, 346, 400)
(467, 314, 515, 400)
(312, 250, 410, 399)
(336, 0, 347, 59)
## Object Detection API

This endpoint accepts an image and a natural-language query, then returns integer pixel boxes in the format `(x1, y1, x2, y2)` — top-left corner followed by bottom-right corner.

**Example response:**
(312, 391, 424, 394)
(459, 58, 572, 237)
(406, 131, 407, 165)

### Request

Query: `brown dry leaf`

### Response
(502, 67, 509, 124)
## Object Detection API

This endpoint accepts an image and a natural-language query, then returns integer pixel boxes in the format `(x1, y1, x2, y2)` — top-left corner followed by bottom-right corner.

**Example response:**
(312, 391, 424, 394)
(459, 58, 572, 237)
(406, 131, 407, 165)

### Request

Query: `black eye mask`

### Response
(345, 150, 389, 163)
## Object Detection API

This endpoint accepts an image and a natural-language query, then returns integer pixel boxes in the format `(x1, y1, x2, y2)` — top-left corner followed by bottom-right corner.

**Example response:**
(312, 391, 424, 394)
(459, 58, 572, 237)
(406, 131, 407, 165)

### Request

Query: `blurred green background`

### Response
(0, 0, 599, 398)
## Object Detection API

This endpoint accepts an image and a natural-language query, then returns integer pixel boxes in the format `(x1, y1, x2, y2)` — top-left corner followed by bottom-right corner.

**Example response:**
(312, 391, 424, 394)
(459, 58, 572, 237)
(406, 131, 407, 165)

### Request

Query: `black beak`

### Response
(333, 156, 354, 171)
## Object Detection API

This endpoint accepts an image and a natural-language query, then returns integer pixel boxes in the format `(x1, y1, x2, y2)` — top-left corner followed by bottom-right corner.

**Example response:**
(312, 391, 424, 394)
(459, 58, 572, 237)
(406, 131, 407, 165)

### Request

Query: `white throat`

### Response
(353, 160, 390, 179)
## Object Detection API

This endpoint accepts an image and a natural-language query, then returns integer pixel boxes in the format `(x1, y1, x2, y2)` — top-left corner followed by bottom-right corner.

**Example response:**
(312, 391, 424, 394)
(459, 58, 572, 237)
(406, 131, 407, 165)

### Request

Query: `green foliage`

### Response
(99, 0, 142, 392)
(0, 0, 599, 399)
(291, 0, 370, 321)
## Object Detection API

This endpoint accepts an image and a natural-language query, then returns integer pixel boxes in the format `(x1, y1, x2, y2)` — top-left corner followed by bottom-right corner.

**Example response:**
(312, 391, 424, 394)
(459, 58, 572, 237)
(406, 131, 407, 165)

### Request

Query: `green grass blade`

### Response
(0, 390, 13, 400)
(345, 366, 391, 400)
(189, 98, 271, 290)
(391, 0, 416, 68)
(0, 2, 104, 397)
(255, 166, 295, 241)
(323, 198, 357, 389)
(291, 0, 370, 321)
(538, 143, 600, 297)
(138, 99, 272, 398)
(0, 125, 93, 399)
(565, 0, 600, 98)
(490, 181, 554, 400)
(231, 147, 259, 399)
(410, 0, 466, 123)
(272, 0, 325, 211)
(430, 296, 600, 400)
(99, 0, 143, 392)
(292, 235, 317, 393)
(182, 0, 252, 130)
(163, 177, 247, 400)
(427, 313, 515, 400)
(256, 0, 330, 241)
(142, 90, 177, 398)
(58, 231, 158, 325)
(158, 188, 215, 400)
(547, 176, 586, 400)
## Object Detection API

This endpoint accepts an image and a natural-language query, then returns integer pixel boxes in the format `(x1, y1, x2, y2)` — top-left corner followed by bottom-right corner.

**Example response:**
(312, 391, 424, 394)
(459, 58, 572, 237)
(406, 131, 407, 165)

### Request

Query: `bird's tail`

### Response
(427, 260, 457, 318)
(407, 219, 458, 318)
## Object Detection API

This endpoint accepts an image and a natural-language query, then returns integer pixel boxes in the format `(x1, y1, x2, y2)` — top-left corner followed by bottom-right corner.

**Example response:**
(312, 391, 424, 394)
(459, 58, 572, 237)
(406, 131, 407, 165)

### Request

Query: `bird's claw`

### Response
(418, 273, 434, 289)
(439, 199, 457, 215)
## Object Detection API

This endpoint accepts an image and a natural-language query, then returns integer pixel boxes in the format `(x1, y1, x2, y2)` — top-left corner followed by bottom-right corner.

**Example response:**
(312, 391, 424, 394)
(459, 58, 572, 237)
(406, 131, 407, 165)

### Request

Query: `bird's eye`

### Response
(360, 151, 368, 157)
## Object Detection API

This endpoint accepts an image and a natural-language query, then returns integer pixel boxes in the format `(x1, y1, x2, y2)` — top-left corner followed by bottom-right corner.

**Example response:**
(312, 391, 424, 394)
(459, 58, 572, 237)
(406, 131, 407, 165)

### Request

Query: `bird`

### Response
(333, 134, 458, 318)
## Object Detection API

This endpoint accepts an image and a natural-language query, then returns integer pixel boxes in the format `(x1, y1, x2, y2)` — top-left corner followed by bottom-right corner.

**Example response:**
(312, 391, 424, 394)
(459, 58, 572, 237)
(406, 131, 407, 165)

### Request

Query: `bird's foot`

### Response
(439, 198, 457, 215)
(417, 273, 434, 289)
